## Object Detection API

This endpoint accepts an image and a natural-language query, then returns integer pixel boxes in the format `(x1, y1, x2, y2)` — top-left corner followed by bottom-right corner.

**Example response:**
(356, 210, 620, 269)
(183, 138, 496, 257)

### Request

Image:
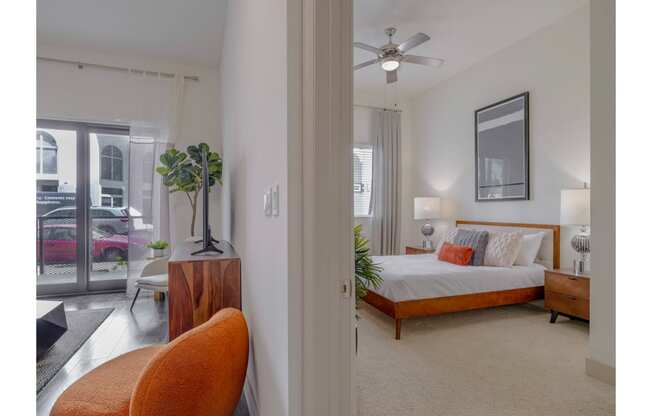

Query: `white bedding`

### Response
(371, 254, 545, 302)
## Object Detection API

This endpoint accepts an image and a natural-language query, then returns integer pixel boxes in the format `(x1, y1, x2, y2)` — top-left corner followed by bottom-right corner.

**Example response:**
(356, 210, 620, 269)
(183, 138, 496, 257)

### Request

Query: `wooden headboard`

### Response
(455, 220, 560, 269)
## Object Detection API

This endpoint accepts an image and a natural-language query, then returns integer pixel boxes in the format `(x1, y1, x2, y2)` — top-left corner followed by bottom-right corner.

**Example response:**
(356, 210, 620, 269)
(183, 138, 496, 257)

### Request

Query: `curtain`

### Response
(370, 110, 401, 255)
(126, 74, 185, 294)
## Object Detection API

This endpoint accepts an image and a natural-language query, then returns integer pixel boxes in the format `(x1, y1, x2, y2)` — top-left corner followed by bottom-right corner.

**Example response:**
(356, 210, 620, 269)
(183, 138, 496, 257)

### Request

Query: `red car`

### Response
(37, 224, 129, 264)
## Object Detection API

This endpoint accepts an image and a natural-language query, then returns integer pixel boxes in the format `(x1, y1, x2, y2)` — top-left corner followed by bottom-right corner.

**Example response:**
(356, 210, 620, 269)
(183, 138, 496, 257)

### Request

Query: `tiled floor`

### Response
(37, 292, 249, 415)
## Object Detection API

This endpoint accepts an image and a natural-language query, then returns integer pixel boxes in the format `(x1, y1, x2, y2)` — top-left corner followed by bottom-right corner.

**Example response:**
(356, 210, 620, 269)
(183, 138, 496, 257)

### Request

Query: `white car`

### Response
(41, 206, 129, 235)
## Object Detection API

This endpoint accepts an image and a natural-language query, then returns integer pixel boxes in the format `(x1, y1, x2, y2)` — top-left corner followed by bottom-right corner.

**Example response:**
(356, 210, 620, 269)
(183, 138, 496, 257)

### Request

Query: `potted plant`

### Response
(354, 224, 383, 353)
(146, 240, 169, 258)
(111, 256, 128, 272)
(156, 143, 222, 237)
(354, 224, 383, 301)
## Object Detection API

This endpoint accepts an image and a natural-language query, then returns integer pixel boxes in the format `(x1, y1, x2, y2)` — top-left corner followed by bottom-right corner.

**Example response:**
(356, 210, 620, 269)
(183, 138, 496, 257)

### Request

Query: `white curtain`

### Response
(370, 110, 401, 255)
(126, 73, 185, 294)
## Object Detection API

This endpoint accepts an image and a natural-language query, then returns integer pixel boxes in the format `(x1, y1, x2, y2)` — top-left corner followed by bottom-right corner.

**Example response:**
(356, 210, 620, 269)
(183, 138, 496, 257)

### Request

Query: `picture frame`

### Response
(474, 92, 530, 201)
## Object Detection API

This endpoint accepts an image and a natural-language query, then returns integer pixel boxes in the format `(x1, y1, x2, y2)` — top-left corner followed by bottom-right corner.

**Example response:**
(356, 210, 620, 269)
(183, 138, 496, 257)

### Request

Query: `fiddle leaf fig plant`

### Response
(156, 143, 222, 237)
(354, 224, 383, 301)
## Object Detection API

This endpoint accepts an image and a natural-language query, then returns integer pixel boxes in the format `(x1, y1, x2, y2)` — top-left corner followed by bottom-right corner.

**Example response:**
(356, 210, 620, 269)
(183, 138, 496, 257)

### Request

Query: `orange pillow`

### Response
(438, 242, 474, 266)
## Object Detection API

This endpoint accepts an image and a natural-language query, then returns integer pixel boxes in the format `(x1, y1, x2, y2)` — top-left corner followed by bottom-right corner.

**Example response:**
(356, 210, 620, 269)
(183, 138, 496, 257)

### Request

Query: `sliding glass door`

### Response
(36, 120, 130, 296)
(89, 129, 130, 286)
(36, 125, 79, 290)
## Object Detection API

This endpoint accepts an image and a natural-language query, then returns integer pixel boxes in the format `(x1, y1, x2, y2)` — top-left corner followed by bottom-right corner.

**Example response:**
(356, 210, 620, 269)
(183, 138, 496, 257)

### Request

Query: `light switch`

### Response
(272, 185, 279, 217)
(264, 188, 273, 217)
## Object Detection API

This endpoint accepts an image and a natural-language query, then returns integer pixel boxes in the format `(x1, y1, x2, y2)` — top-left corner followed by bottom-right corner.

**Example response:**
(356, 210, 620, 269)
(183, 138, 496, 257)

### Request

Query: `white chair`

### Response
(130, 257, 169, 311)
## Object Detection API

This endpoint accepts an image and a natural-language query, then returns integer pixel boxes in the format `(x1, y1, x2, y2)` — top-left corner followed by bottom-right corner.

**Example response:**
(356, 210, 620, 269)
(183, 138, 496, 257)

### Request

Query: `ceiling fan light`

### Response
(381, 59, 400, 72)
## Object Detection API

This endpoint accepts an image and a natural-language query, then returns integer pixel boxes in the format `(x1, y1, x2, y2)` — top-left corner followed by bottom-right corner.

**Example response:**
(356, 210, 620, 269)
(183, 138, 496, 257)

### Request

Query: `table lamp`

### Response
(560, 186, 590, 274)
(414, 197, 441, 249)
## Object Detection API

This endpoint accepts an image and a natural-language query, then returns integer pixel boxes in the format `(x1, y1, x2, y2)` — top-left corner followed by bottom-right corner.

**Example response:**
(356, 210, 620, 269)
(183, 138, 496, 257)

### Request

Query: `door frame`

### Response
(36, 119, 130, 296)
(287, 0, 355, 414)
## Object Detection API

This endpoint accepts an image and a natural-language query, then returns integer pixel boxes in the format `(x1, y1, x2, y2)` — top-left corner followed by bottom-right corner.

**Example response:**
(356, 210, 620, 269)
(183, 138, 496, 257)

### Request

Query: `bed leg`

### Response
(395, 318, 402, 340)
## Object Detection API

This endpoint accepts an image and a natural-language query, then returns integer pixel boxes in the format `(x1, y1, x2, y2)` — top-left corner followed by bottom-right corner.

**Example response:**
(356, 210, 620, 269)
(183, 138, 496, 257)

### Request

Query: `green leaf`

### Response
(354, 224, 383, 300)
(155, 143, 223, 232)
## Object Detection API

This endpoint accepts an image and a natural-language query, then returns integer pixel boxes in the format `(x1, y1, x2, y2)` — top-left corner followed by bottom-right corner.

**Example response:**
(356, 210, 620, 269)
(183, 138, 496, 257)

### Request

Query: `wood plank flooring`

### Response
(37, 291, 249, 416)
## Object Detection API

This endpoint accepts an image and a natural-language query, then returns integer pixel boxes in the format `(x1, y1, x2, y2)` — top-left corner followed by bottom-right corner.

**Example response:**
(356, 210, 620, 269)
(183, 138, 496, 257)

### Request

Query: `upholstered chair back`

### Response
(129, 308, 249, 416)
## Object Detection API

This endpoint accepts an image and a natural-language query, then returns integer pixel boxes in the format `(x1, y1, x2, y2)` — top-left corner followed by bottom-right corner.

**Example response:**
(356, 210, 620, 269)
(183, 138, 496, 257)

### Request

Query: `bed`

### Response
(362, 220, 560, 339)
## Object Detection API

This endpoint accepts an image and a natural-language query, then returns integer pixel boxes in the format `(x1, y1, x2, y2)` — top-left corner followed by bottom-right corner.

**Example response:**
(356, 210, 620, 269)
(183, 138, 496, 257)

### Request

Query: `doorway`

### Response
(36, 120, 130, 296)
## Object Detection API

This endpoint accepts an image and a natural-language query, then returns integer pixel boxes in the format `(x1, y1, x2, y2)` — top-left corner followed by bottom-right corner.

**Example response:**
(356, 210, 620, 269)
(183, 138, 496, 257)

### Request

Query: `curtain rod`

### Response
(353, 104, 401, 113)
(37, 56, 200, 82)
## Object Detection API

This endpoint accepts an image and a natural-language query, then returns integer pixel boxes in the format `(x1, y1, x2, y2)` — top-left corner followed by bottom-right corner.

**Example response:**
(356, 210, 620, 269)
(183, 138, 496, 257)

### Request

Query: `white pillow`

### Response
(435, 228, 458, 254)
(514, 232, 545, 266)
(484, 232, 523, 267)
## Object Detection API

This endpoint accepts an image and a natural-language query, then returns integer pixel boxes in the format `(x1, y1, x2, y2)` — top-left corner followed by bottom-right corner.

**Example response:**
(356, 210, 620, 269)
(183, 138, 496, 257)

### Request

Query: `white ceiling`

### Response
(354, 0, 588, 98)
(37, 0, 227, 68)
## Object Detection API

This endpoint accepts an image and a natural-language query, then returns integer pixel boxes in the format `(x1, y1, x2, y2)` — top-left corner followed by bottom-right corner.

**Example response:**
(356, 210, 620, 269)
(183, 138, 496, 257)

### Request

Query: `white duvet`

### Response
(371, 254, 545, 302)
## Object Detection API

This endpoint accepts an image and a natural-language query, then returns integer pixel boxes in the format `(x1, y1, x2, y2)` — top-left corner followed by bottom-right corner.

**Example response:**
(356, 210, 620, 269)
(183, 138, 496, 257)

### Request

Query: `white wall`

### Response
(220, 0, 289, 414)
(37, 43, 221, 247)
(588, 0, 615, 380)
(404, 6, 590, 267)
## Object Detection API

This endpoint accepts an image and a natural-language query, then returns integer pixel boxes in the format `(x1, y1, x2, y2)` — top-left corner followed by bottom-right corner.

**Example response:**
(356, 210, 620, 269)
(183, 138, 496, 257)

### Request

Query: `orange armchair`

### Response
(51, 308, 249, 416)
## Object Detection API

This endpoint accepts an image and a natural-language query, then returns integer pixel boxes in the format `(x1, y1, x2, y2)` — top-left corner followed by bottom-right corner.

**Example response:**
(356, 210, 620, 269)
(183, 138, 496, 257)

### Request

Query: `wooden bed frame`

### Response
(362, 220, 560, 340)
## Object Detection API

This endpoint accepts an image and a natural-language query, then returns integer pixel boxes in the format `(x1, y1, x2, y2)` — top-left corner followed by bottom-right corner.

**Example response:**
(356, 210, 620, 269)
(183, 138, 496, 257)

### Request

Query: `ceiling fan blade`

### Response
(398, 33, 430, 53)
(353, 42, 382, 55)
(353, 58, 380, 71)
(386, 70, 398, 84)
(403, 55, 445, 67)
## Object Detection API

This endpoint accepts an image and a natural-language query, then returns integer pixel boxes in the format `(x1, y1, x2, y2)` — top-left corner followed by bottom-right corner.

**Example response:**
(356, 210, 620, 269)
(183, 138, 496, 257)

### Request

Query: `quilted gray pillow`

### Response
(454, 229, 490, 266)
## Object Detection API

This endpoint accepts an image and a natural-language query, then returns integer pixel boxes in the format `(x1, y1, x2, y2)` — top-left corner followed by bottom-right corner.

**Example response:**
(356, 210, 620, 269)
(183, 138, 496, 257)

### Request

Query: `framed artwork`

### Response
(475, 92, 529, 201)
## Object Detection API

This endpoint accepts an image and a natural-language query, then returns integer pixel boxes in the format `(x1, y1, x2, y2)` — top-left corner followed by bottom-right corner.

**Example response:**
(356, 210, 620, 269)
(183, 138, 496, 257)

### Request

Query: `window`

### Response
(353, 146, 373, 217)
(49, 227, 74, 241)
(36, 130, 58, 174)
(101, 145, 123, 181)
(37, 180, 59, 192)
(100, 187, 124, 207)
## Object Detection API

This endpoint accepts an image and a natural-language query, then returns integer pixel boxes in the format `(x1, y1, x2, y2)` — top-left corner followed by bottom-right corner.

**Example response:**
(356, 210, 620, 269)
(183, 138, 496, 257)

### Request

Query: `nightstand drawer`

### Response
(544, 291, 590, 320)
(545, 273, 589, 300)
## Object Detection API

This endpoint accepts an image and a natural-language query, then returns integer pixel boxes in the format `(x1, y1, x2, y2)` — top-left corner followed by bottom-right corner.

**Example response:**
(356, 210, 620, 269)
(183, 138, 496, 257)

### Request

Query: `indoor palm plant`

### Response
(354, 224, 383, 301)
(156, 143, 222, 237)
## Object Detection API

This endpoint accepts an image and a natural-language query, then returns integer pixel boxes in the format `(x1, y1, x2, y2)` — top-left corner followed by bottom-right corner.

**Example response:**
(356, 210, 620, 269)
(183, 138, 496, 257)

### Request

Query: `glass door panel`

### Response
(37, 121, 130, 296)
(36, 127, 80, 291)
(88, 131, 130, 287)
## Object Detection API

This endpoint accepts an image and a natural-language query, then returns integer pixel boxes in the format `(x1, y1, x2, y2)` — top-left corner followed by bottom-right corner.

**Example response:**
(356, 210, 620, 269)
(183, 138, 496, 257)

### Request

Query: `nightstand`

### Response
(544, 268, 590, 323)
(405, 246, 436, 255)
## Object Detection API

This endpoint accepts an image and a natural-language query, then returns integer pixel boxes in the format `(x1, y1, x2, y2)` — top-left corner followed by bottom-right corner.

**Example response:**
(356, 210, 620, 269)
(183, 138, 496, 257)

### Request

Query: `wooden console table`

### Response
(168, 240, 241, 340)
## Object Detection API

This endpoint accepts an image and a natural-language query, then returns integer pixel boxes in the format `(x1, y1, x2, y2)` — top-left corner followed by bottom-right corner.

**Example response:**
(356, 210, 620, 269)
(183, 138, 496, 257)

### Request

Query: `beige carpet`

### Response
(356, 301, 614, 416)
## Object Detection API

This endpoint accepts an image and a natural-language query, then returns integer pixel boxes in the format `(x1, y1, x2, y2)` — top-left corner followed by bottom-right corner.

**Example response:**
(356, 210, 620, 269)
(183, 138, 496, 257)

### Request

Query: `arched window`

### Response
(36, 131, 58, 174)
(101, 145, 123, 181)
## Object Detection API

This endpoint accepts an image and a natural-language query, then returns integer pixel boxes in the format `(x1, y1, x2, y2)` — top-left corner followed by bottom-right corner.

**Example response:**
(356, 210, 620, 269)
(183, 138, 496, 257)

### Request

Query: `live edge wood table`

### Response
(168, 240, 241, 341)
(544, 268, 590, 323)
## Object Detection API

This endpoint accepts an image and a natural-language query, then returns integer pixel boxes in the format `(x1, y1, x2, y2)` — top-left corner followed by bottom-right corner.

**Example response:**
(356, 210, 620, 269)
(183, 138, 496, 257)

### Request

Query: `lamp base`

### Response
(421, 222, 435, 250)
(573, 259, 586, 275)
(571, 229, 590, 275)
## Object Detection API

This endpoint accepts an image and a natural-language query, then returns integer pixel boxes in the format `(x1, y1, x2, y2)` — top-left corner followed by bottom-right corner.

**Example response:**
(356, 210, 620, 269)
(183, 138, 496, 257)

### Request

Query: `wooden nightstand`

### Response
(544, 268, 590, 323)
(405, 246, 436, 255)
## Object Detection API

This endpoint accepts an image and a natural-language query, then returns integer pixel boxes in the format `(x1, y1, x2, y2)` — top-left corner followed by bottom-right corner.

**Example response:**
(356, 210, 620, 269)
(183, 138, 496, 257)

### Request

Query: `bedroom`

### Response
(352, 1, 614, 414)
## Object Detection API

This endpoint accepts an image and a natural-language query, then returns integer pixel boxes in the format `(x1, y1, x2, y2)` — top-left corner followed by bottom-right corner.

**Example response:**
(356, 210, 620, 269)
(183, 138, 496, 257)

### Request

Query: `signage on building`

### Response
(36, 192, 76, 216)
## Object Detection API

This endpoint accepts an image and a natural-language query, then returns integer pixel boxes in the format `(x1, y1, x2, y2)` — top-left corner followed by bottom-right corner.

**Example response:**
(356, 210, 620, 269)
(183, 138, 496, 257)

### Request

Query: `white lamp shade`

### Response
(560, 188, 590, 225)
(414, 197, 441, 220)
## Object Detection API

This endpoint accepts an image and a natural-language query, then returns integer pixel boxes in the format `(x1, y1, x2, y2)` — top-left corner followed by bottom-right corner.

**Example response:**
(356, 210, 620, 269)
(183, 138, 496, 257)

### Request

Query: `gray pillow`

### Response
(454, 229, 489, 266)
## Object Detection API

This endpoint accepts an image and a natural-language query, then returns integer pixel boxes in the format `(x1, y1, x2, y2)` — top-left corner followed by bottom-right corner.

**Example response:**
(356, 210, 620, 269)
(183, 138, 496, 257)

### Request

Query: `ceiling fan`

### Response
(353, 27, 444, 84)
